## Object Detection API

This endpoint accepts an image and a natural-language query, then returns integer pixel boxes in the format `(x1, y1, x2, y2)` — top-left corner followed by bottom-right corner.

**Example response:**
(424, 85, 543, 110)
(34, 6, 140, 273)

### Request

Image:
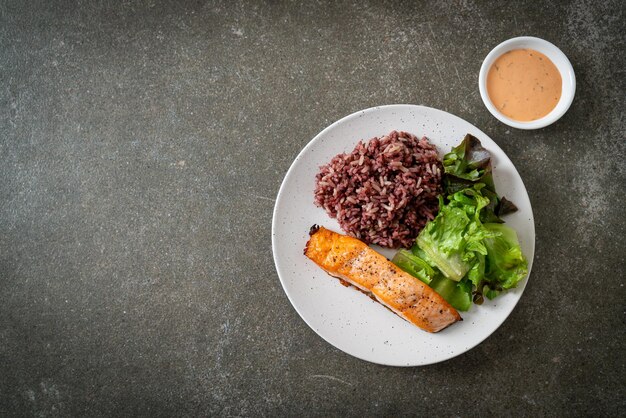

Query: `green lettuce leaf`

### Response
(428, 276, 472, 311)
(392, 250, 472, 311)
(442, 134, 517, 222)
(443, 134, 492, 182)
(483, 223, 528, 289)
(391, 249, 435, 285)
(416, 198, 472, 281)
(416, 185, 500, 282)
(410, 185, 527, 307)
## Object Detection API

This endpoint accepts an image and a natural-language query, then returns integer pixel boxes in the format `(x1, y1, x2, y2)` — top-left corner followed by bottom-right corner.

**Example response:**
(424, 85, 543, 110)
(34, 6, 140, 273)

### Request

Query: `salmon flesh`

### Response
(304, 225, 461, 333)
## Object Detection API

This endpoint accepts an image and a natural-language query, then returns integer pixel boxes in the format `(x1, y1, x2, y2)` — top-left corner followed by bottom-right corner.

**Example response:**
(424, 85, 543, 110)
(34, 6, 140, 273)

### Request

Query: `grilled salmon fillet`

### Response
(304, 225, 461, 333)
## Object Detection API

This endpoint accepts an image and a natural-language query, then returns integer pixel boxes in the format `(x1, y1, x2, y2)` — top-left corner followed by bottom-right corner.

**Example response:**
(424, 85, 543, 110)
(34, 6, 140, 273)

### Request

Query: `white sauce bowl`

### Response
(479, 36, 576, 130)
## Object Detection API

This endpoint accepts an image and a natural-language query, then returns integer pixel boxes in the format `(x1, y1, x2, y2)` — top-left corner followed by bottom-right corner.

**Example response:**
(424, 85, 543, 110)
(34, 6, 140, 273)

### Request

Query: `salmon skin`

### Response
(304, 225, 461, 333)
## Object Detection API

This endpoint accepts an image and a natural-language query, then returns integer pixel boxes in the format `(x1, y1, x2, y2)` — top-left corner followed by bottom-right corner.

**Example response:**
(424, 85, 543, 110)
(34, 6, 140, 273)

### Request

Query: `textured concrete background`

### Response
(0, 0, 624, 416)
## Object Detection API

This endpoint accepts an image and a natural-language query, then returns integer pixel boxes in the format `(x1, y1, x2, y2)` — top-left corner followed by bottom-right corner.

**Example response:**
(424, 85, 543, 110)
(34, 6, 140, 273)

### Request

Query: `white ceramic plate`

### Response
(272, 105, 535, 366)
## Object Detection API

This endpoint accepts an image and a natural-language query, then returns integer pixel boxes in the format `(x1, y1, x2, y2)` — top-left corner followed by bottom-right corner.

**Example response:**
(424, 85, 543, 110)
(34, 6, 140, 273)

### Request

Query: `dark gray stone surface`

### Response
(0, 0, 624, 416)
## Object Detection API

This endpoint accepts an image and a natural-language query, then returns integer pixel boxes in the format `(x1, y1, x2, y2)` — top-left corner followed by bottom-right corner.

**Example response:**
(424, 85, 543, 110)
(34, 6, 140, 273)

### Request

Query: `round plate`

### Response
(272, 105, 535, 366)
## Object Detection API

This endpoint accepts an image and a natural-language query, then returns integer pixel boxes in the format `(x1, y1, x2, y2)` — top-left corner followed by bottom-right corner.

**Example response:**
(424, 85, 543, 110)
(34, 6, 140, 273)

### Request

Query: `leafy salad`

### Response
(392, 134, 528, 311)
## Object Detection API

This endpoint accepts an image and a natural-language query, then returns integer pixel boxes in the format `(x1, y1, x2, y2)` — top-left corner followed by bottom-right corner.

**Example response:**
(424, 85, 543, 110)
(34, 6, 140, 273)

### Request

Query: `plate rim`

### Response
(271, 104, 535, 366)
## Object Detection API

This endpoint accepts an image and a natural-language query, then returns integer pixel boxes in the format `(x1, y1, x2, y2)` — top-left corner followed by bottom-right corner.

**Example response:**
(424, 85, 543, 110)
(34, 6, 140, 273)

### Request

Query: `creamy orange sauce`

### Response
(487, 48, 562, 122)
